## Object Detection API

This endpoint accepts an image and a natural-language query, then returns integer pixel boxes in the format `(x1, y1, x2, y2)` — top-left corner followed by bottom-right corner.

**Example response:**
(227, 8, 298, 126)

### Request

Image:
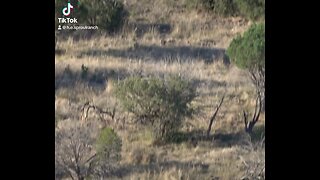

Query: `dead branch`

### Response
(206, 93, 225, 137)
(80, 101, 116, 125)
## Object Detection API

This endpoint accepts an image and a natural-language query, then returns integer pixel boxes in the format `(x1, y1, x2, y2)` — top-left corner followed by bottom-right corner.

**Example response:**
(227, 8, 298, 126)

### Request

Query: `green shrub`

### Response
(226, 23, 265, 70)
(235, 0, 265, 21)
(95, 127, 122, 163)
(78, 0, 128, 33)
(115, 75, 196, 141)
(185, 0, 264, 20)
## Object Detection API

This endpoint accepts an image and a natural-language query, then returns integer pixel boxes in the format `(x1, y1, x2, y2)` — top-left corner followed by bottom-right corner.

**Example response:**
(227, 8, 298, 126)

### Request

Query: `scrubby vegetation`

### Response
(56, 0, 265, 179)
(227, 23, 265, 70)
(77, 0, 128, 32)
(236, 0, 265, 21)
(55, 121, 122, 179)
(186, 0, 264, 20)
(115, 75, 196, 141)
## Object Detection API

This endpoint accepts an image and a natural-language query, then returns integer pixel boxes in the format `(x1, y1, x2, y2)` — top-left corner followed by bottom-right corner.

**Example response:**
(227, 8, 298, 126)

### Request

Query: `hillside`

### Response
(55, 0, 265, 179)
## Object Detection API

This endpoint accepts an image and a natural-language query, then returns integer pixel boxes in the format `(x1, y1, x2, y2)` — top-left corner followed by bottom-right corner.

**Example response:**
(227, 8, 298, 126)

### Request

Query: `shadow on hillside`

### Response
(110, 160, 209, 178)
(80, 45, 230, 64)
(55, 64, 229, 93)
(55, 66, 130, 92)
(55, 48, 66, 55)
(160, 127, 265, 148)
(248, 124, 265, 142)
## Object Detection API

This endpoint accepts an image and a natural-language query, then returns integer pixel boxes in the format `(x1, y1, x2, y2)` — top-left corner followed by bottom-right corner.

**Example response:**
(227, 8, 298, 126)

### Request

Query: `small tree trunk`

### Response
(245, 121, 255, 134)
(243, 92, 262, 134)
(207, 94, 225, 137)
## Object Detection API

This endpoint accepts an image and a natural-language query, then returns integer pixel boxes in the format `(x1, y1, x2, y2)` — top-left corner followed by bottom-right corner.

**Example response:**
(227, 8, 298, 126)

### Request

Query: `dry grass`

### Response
(55, 0, 264, 179)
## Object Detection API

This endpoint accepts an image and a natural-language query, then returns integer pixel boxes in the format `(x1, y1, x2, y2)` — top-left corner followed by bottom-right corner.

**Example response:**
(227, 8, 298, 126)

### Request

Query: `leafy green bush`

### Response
(185, 0, 264, 20)
(115, 75, 196, 141)
(78, 0, 128, 32)
(226, 23, 265, 70)
(95, 127, 122, 163)
(235, 0, 265, 21)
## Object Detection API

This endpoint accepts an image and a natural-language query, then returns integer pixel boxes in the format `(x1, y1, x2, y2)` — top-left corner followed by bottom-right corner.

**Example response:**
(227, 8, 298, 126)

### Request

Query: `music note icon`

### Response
(62, 2, 74, 16)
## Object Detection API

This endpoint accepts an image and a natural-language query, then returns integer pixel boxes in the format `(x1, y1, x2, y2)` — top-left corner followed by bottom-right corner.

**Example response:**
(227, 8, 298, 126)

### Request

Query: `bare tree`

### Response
(243, 67, 264, 134)
(55, 121, 97, 180)
(55, 120, 121, 180)
(249, 66, 265, 111)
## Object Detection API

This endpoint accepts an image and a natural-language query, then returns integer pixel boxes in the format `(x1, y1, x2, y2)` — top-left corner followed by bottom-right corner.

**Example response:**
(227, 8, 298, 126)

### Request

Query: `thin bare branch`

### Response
(207, 94, 225, 137)
(80, 102, 117, 124)
(243, 110, 248, 130)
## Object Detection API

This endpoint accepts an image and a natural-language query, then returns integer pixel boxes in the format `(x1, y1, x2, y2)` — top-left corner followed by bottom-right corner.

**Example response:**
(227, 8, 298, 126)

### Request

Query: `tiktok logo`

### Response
(62, 2, 74, 16)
